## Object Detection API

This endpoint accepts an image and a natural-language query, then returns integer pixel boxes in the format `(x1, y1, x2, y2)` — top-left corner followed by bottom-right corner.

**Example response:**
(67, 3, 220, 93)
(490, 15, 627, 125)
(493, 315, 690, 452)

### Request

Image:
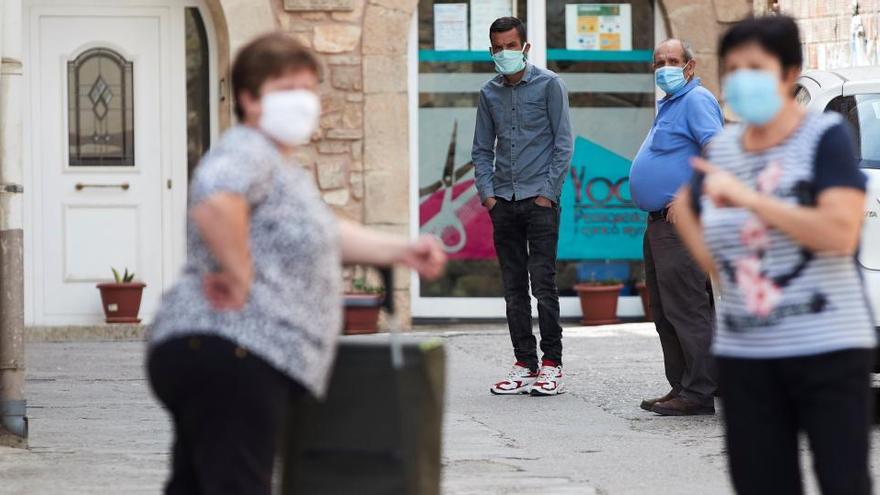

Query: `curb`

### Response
(25, 325, 146, 342)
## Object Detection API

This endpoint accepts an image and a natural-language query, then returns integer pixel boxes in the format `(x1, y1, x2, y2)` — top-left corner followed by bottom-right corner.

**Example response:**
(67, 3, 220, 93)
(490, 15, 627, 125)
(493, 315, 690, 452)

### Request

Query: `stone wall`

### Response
(269, 0, 418, 326)
(662, 0, 754, 97)
(766, 0, 880, 69)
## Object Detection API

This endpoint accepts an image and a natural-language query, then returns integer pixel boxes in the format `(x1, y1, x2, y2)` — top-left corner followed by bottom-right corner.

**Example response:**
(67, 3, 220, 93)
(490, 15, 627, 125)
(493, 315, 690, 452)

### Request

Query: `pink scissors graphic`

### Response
(420, 122, 479, 253)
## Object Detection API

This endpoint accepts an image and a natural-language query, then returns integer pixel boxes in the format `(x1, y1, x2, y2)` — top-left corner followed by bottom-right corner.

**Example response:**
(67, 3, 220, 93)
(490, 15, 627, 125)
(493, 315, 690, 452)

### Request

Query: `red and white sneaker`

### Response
(530, 363, 564, 396)
(490, 363, 538, 395)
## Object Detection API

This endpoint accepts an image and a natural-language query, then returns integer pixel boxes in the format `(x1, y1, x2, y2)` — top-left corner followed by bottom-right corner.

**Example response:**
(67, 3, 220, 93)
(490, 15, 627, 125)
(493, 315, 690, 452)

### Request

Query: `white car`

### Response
(796, 67, 880, 332)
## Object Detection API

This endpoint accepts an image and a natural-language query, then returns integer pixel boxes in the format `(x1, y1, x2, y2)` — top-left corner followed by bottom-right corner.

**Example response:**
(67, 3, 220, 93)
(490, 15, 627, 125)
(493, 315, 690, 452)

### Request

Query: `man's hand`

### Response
(666, 196, 680, 224)
(483, 197, 498, 211)
(401, 235, 447, 280)
(534, 196, 553, 208)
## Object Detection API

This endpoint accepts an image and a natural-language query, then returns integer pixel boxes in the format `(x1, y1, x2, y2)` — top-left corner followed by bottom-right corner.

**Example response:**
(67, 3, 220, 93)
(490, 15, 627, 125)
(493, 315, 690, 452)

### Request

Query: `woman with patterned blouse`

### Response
(674, 16, 876, 495)
(146, 34, 446, 494)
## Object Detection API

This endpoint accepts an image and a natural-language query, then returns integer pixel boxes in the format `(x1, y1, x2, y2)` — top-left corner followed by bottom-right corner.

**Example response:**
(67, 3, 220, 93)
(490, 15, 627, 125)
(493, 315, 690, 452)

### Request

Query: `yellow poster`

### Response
(566, 4, 632, 51)
(578, 15, 598, 35)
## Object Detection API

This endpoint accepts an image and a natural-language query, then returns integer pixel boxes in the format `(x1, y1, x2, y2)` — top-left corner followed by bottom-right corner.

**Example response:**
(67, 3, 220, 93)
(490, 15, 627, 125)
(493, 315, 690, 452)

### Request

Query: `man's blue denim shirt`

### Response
(472, 64, 573, 204)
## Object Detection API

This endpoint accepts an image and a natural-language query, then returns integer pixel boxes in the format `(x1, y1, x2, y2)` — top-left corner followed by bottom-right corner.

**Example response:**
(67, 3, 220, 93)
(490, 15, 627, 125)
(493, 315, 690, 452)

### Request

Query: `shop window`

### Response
(545, 0, 654, 296)
(67, 48, 134, 167)
(416, 0, 654, 300)
(417, 0, 528, 298)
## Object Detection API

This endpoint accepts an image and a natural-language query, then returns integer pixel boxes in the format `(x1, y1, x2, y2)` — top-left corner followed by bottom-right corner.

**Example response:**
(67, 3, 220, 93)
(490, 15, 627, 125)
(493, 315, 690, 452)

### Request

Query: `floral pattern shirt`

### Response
(148, 126, 342, 397)
(694, 112, 876, 358)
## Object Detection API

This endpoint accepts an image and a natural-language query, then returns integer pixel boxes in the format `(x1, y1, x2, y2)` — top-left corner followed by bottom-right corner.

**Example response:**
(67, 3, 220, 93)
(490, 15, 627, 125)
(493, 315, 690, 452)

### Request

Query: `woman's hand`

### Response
(401, 235, 447, 281)
(202, 269, 252, 310)
(339, 220, 448, 278)
(692, 157, 759, 209)
(191, 192, 253, 311)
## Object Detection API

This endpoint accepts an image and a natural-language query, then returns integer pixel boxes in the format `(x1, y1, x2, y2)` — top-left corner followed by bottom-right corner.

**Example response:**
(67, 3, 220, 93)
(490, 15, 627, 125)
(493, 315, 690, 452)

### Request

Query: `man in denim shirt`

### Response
(473, 17, 573, 397)
(629, 38, 722, 416)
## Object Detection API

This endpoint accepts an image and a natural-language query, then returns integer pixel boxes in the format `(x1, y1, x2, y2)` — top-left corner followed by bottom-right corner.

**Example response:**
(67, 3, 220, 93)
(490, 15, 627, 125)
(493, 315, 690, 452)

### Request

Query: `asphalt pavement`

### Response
(0, 323, 875, 494)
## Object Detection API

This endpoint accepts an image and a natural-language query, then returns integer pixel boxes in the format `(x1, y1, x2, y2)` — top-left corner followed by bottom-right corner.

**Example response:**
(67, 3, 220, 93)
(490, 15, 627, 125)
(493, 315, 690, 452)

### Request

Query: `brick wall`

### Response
(773, 0, 880, 69)
(663, 0, 754, 97)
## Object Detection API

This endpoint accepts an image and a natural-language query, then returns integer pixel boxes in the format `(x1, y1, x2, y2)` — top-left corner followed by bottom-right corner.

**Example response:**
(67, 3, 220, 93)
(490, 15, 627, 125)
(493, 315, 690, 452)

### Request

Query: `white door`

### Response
(26, 4, 187, 325)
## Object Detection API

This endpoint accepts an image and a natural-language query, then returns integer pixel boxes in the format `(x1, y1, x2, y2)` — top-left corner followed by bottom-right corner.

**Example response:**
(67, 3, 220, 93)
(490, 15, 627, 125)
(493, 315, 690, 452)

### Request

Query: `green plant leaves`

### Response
(111, 267, 136, 283)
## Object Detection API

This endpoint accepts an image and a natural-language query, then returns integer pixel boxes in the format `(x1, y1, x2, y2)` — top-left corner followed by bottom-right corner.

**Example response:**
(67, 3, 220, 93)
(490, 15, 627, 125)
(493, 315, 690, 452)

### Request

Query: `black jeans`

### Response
(148, 335, 305, 495)
(490, 197, 562, 370)
(644, 216, 716, 405)
(718, 349, 874, 495)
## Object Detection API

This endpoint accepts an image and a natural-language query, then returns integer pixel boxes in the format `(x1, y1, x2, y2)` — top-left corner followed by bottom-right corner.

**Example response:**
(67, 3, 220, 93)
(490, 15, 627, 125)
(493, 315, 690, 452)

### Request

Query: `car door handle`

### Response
(75, 182, 130, 191)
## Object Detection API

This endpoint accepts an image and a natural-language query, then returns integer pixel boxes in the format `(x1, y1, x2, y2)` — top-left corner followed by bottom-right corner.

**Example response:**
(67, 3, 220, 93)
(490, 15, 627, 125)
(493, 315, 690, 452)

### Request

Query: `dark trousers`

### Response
(148, 335, 305, 495)
(718, 349, 874, 495)
(644, 215, 716, 404)
(490, 197, 563, 370)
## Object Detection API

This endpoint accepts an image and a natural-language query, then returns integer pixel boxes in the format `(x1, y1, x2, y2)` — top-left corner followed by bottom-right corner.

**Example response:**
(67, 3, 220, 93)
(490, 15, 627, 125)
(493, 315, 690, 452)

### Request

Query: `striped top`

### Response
(696, 111, 876, 358)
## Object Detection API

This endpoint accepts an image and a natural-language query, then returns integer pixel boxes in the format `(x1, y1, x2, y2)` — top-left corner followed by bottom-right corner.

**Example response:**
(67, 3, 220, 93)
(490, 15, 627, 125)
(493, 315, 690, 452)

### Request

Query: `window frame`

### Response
(67, 47, 136, 168)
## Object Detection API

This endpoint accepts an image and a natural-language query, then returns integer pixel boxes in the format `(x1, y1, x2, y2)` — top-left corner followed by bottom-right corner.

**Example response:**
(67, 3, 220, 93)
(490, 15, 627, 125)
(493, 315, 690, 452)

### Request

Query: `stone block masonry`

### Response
(772, 0, 880, 70)
(270, 0, 418, 328)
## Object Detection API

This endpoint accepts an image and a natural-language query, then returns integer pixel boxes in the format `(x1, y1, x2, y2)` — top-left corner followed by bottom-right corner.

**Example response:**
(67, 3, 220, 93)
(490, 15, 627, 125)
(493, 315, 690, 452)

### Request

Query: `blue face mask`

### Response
(655, 66, 688, 95)
(723, 69, 783, 125)
(492, 46, 528, 75)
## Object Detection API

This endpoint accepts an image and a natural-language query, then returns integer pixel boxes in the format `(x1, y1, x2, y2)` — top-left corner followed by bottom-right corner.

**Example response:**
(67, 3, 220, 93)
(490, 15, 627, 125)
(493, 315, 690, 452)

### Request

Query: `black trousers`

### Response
(148, 335, 305, 495)
(718, 349, 874, 495)
(643, 216, 716, 404)
(490, 197, 563, 370)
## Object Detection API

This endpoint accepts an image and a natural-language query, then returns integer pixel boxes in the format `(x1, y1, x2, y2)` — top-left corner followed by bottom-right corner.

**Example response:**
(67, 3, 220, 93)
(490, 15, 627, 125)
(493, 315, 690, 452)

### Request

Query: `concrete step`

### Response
(25, 324, 145, 342)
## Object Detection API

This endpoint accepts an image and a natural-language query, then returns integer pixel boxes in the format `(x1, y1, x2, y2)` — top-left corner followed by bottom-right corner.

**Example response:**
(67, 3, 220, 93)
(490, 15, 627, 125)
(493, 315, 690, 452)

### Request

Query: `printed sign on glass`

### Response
(565, 4, 633, 51)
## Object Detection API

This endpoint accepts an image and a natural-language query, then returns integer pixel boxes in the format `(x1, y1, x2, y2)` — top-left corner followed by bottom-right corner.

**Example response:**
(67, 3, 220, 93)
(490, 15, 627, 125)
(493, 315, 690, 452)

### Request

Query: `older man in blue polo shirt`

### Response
(629, 38, 722, 416)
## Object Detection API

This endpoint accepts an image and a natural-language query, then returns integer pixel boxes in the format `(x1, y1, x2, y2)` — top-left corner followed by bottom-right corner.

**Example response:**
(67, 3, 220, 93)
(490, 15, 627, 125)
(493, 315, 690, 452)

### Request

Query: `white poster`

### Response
(565, 3, 632, 51)
(470, 0, 512, 51)
(434, 3, 469, 51)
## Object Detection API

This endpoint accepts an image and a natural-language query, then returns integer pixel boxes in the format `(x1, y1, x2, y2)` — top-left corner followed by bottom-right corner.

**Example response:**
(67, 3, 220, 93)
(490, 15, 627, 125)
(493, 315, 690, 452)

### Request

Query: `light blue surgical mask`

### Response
(492, 45, 528, 75)
(655, 66, 687, 95)
(723, 69, 783, 125)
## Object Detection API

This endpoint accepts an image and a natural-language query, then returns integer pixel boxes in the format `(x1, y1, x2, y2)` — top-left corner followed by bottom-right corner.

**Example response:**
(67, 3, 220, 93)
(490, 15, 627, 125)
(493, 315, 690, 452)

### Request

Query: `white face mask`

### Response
(258, 89, 321, 146)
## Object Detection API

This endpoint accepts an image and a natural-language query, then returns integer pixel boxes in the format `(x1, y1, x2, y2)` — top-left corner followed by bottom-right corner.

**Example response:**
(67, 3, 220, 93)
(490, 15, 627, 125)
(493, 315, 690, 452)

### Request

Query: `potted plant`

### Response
(573, 279, 624, 326)
(97, 268, 146, 324)
(343, 273, 383, 335)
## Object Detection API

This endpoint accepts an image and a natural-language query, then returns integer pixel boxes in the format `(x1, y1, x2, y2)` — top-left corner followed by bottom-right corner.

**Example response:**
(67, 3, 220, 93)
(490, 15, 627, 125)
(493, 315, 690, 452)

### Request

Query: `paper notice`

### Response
(566, 4, 632, 51)
(470, 0, 512, 51)
(434, 3, 469, 51)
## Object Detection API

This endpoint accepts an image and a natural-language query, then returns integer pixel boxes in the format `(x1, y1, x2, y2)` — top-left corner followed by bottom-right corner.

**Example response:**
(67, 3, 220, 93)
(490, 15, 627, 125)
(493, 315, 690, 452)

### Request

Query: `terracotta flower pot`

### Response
(96, 282, 146, 324)
(343, 294, 382, 335)
(573, 283, 623, 326)
(636, 282, 652, 322)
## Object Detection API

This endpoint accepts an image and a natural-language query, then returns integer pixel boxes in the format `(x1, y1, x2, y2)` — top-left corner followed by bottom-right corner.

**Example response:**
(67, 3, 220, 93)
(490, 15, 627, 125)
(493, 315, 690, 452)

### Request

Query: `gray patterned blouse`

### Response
(148, 125, 342, 397)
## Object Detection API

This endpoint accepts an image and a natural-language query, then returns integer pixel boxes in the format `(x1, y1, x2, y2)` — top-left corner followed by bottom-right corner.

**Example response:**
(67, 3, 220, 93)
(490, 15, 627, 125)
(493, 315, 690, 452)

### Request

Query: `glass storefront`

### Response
(413, 0, 658, 317)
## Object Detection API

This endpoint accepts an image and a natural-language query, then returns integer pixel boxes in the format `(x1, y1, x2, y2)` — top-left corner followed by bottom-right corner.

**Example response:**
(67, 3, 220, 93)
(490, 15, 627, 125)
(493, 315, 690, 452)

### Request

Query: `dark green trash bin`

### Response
(280, 336, 445, 495)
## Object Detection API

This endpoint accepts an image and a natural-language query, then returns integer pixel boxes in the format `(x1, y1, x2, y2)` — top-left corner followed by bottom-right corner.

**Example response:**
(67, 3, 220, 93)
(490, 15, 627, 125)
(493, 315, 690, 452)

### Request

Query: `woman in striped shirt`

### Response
(674, 16, 876, 495)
